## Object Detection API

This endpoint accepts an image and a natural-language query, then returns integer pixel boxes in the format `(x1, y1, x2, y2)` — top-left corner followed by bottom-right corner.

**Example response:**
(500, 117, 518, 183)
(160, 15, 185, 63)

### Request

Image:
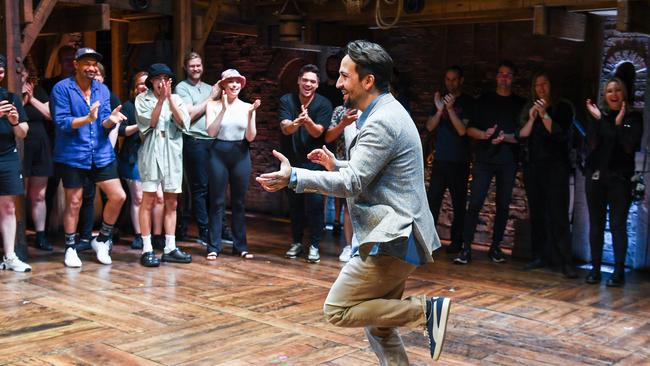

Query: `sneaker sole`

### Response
(453, 259, 469, 265)
(432, 298, 451, 361)
(490, 257, 506, 263)
(307, 258, 321, 263)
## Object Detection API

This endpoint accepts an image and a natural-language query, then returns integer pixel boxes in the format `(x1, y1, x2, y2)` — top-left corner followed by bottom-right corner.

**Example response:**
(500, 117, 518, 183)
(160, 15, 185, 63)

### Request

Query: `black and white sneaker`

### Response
(453, 248, 471, 265)
(425, 296, 451, 360)
(488, 246, 507, 263)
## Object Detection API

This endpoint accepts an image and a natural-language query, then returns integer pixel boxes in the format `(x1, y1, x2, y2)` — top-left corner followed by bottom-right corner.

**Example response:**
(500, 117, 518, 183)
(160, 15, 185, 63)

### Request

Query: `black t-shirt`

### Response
(429, 93, 474, 163)
(278, 93, 333, 166)
(117, 99, 141, 164)
(0, 88, 28, 160)
(24, 85, 50, 139)
(470, 91, 526, 164)
(521, 99, 574, 164)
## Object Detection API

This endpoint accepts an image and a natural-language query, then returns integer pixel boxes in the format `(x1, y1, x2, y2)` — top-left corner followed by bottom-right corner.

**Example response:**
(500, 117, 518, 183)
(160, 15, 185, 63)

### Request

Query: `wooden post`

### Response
(111, 20, 126, 101)
(173, 0, 192, 80)
(5, 0, 28, 261)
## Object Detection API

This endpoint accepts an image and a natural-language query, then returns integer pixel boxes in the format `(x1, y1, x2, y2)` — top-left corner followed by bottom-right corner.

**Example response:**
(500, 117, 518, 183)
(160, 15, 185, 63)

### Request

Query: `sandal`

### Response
(240, 251, 254, 260)
(206, 252, 219, 261)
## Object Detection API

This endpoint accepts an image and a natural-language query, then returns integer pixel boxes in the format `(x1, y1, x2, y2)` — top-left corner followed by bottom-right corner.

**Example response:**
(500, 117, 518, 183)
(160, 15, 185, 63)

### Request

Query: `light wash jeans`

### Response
(324, 255, 427, 366)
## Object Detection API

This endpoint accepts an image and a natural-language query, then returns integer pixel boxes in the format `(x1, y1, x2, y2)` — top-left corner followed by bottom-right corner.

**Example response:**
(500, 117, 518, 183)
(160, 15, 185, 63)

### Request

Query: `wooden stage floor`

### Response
(1, 215, 649, 365)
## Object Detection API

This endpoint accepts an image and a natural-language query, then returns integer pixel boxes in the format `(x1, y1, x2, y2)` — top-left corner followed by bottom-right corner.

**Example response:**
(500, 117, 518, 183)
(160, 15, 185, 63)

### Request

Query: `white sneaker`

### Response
(64, 247, 82, 268)
(2, 255, 32, 272)
(91, 237, 112, 265)
(338, 245, 352, 262)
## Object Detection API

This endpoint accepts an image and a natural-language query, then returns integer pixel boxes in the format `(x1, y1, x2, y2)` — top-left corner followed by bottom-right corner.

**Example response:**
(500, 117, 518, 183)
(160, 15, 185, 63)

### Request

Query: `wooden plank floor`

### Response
(1, 215, 649, 365)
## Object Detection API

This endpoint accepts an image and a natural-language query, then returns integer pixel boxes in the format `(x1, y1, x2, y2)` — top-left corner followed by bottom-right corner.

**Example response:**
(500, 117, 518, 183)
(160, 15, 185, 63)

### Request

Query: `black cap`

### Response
(145, 63, 175, 88)
(0, 54, 6, 68)
(75, 47, 103, 61)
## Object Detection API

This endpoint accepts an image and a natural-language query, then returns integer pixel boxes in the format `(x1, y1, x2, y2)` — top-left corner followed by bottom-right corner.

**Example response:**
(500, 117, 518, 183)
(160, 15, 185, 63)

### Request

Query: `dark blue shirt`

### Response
(429, 93, 474, 163)
(51, 77, 115, 169)
(0, 89, 28, 161)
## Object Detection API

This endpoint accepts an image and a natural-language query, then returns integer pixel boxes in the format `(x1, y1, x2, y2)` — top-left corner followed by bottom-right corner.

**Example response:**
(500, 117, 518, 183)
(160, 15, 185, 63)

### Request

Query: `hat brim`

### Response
(145, 73, 175, 89)
(218, 76, 246, 89)
(76, 53, 103, 62)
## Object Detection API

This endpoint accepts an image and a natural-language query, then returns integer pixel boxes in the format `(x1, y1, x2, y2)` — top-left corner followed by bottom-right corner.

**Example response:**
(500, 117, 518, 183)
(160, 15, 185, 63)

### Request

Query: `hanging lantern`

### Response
(276, 0, 305, 42)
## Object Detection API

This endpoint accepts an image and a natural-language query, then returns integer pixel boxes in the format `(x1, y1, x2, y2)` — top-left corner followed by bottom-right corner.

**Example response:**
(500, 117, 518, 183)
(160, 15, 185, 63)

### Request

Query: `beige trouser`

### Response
(323, 255, 427, 366)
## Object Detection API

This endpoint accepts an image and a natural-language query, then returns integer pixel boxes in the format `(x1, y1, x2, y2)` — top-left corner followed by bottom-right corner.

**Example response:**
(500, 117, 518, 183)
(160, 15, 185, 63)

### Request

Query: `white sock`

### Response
(142, 235, 153, 254)
(164, 235, 176, 254)
(4, 252, 16, 260)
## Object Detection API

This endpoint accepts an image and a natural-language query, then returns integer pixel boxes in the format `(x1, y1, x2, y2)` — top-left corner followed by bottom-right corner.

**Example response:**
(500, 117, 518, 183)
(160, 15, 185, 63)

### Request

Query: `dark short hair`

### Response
(345, 40, 393, 92)
(497, 60, 517, 75)
(446, 65, 464, 79)
(298, 64, 319, 78)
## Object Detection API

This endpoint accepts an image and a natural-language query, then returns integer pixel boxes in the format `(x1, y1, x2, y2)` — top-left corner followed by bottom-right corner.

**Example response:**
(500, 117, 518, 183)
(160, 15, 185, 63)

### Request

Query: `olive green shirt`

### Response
(175, 79, 213, 139)
(135, 90, 190, 192)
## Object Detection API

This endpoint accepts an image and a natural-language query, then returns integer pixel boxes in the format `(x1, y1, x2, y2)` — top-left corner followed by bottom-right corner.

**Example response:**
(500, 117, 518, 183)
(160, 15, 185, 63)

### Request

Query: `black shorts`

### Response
(56, 160, 119, 189)
(0, 157, 24, 196)
(23, 134, 53, 177)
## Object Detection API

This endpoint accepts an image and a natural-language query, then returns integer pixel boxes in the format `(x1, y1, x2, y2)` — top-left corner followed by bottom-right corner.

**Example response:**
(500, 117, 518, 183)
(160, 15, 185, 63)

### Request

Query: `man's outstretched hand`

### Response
(256, 150, 292, 192)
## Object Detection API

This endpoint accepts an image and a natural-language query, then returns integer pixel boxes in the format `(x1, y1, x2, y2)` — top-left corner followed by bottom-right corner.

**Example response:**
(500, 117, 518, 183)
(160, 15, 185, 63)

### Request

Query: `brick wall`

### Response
(204, 20, 596, 247)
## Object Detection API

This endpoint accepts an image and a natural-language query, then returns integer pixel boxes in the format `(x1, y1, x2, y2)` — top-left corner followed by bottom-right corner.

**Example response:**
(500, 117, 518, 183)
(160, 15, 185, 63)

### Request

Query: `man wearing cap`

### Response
(136, 63, 192, 267)
(174, 52, 226, 247)
(50, 47, 127, 268)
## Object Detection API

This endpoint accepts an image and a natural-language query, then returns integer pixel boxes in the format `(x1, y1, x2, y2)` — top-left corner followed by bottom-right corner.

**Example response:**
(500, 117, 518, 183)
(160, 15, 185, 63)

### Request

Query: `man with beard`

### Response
(50, 48, 127, 267)
(258, 40, 451, 364)
(175, 52, 230, 247)
(278, 64, 333, 263)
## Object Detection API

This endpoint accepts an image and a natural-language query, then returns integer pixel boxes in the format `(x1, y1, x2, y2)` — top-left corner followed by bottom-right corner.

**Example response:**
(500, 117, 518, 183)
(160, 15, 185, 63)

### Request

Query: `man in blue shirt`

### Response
(51, 47, 127, 268)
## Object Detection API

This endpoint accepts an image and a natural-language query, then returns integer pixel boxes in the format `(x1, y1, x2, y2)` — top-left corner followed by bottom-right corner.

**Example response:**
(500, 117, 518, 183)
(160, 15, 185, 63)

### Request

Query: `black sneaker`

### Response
(606, 266, 625, 287)
(425, 296, 451, 360)
(488, 246, 507, 263)
(523, 258, 545, 271)
(332, 222, 341, 236)
(561, 263, 578, 279)
(585, 268, 601, 284)
(198, 227, 209, 247)
(34, 233, 53, 251)
(131, 234, 143, 250)
(445, 241, 462, 254)
(453, 248, 471, 265)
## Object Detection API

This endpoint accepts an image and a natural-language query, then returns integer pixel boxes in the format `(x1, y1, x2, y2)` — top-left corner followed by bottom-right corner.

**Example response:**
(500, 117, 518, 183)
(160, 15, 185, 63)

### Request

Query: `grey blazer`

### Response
(294, 93, 440, 262)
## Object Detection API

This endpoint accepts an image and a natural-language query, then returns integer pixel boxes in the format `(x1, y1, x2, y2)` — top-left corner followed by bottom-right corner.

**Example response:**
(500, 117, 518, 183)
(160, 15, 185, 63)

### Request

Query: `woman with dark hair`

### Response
(20, 56, 54, 251)
(518, 72, 576, 278)
(0, 54, 32, 272)
(118, 71, 164, 250)
(205, 69, 260, 260)
(584, 77, 643, 286)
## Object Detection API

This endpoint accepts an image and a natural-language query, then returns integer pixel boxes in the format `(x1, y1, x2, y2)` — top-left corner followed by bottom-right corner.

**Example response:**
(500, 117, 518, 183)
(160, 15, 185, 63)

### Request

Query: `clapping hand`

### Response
(485, 124, 497, 139)
(256, 150, 292, 192)
(7, 106, 19, 126)
(88, 101, 100, 122)
(443, 94, 456, 110)
(586, 99, 601, 120)
(491, 130, 505, 145)
(104, 105, 127, 128)
(341, 108, 358, 126)
(307, 145, 336, 171)
(434, 92, 445, 110)
(0, 100, 13, 118)
(615, 101, 626, 126)
(249, 99, 261, 113)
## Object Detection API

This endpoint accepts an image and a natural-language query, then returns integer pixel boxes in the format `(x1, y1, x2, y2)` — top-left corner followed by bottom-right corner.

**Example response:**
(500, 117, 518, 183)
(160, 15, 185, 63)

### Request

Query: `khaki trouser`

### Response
(324, 255, 427, 366)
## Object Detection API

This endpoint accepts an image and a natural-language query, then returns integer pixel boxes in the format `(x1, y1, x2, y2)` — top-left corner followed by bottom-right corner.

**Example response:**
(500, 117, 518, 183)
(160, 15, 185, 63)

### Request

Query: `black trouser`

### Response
(427, 160, 469, 245)
(207, 139, 251, 254)
(286, 162, 324, 249)
(463, 162, 517, 248)
(524, 161, 572, 265)
(585, 173, 632, 267)
(182, 135, 212, 229)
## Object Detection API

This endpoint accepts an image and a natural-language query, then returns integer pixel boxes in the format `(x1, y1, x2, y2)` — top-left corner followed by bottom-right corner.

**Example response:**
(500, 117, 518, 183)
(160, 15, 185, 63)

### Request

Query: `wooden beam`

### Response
(127, 18, 170, 44)
(20, 0, 57, 57)
(191, 0, 220, 55)
(56, 0, 173, 15)
(111, 20, 127, 101)
(173, 0, 192, 80)
(533, 5, 587, 41)
(4, 0, 29, 262)
(83, 32, 97, 49)
(618, 0, 650, 34)
(41, 4, 110, 34)
(21, 0, 34, 24)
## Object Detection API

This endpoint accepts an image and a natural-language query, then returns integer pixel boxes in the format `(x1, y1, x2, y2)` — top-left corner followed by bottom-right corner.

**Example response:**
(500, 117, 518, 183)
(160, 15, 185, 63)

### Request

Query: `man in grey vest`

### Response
(258, 40, 452, 364)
